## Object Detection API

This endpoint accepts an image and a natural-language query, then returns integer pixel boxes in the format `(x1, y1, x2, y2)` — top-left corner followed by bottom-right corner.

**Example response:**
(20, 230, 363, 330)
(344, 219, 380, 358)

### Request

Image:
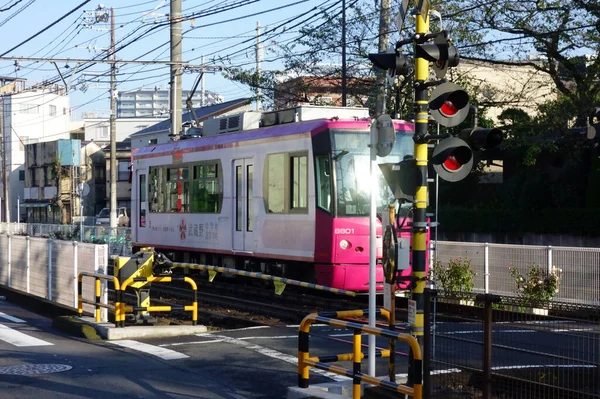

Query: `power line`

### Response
(0, 0, 92, 57)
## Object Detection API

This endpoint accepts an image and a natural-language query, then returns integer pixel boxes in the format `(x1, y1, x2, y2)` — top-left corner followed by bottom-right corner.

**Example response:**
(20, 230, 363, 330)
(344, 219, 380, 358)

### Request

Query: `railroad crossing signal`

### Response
(368, 44, 410, 78)
(429, 82, 470, 127)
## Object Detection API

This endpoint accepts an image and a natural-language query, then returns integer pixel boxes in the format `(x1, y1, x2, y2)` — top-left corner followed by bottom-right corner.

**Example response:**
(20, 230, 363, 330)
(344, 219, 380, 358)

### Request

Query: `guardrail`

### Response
(298, 310, 422, 399)
(77, 272, 121, 323)
(168, 261, 357, 297)
(118, 276, 198, 328)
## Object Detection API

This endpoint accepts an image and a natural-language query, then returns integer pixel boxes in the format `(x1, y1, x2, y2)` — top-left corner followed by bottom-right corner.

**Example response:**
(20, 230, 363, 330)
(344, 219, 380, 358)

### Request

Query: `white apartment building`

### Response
(83, 117, 165, 143)
(0, 79, 70, 222)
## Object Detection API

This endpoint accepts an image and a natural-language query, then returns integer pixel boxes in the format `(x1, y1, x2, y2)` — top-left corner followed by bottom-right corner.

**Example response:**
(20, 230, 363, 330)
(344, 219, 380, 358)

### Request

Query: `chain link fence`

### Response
(435, 241, 600, 306)
(424, 290, 600, 399)
(0, 222, 132, 257)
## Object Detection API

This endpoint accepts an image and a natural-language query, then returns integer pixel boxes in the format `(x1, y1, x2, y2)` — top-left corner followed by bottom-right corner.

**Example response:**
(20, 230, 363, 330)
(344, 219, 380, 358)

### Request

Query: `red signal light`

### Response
(440, 100, 458, 117)
(443, 155, 462, 171)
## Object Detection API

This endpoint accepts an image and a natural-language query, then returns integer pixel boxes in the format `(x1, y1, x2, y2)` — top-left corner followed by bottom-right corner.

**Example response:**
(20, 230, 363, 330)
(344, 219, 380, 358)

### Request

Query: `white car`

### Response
(96, 207, 130, 227)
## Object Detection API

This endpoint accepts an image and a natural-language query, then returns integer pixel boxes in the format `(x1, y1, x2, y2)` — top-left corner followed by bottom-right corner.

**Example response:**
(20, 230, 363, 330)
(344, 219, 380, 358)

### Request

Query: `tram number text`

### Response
(335, 228, 355, 235)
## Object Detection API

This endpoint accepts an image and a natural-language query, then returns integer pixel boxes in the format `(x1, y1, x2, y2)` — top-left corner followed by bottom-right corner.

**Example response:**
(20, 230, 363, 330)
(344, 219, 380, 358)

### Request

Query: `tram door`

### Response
(232, 159, 254, 252)
(136, 171, 148, 240)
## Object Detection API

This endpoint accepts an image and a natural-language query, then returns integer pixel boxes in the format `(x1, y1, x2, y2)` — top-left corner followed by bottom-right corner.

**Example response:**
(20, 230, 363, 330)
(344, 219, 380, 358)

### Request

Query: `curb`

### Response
(52, 316, 102, 340)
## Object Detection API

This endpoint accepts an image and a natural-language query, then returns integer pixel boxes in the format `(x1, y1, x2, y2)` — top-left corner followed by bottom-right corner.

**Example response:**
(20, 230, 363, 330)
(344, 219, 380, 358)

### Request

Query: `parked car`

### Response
(96, 207, 130, 227)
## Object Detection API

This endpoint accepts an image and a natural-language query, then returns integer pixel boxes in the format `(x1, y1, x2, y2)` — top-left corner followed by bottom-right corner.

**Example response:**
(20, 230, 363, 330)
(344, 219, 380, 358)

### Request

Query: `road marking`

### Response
(286, 323, 327, 328)
(208, 334, 349, 382)
(109, 340, 189, 360)
(0, 324, 53, 347)
(0, 313, 26, 323)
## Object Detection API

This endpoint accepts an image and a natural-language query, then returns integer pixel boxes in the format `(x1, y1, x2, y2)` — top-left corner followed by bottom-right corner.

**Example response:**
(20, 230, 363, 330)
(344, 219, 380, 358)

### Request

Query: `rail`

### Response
(298, 311, 422, 399)
(77, 271, 121, 323)
(118, 276, 198, 328)
(168, 261, 357, 297)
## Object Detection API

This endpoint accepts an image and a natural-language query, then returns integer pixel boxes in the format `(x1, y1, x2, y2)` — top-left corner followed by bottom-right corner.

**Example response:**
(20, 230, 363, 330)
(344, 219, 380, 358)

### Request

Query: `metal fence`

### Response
(0, 234, 109, 318)
(435, 241, 600, 306)
(0, 222, 132, 257)
(424, 290, 600, 399)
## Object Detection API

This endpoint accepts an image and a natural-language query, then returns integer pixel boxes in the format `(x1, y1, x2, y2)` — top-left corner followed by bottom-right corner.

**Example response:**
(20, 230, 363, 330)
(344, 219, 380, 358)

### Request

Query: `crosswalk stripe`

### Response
(109, 340, 189, 360)
(0, 312, 26, 323)
(0, 324, 53, 347)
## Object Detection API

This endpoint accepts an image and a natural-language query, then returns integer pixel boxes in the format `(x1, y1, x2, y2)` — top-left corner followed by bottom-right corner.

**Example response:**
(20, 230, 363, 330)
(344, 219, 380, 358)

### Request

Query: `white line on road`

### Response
(0, 312, 26, 323)
(0, 324, 53, 347)
(439, 329, 536, 335)
(109, 340, 189, 360)
(208, 334, 350, 382)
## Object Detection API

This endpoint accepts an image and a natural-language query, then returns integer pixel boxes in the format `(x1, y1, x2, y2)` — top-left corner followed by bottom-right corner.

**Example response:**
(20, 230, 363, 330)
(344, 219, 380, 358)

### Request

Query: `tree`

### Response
(448, 0, 600, 123)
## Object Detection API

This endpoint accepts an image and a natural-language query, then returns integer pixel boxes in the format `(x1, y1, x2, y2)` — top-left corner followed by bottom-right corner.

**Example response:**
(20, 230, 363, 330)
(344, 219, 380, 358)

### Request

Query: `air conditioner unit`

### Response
(202, 111, 262, 136)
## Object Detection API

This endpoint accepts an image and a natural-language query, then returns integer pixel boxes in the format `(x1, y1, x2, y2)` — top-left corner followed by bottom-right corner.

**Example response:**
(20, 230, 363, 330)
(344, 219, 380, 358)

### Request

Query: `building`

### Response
(129, 98, 251, 149)
(116, 89, 224, 118)
(274, 76, 373, 110)
(80, 141, 107, 219)
(0, 78, 71, 222)
(22, 139, 81, 224)
(451, 59, 556, 122)
(104, 139, 132, 211)
(83, 116, 165, 143)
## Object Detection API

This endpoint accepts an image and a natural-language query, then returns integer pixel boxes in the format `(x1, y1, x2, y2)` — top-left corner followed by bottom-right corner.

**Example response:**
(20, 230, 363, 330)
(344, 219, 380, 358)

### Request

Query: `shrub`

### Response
(435, 257, 476, 294)
(509, 264, 561, 307)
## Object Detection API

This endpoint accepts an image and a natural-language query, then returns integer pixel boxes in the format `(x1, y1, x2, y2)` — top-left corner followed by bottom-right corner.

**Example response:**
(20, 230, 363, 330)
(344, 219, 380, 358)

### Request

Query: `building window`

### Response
(49, 105, 57, 116)
(99, 126, 109, 139)
(19, 104, 39, 114)
(118, 161, 130, 181)
(63, 107, 67, 115)
(19, 170, 25, 181)
(149, 138, 158, 145)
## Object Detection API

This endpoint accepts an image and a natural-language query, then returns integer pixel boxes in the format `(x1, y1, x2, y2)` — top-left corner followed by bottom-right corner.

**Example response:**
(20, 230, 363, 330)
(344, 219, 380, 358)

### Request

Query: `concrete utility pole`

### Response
(109, 7, 117, 229)
(255, 21, 262, 111)
(200, 55, 205, 107)
(375, 0, 391, 115)
(170, 0, 183, 139)
(1, 101, 8, 223)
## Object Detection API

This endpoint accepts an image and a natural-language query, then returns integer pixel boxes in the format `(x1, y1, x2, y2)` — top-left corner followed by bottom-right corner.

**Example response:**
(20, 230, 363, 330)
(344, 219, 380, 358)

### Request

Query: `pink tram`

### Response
(130, 106, 421, 291)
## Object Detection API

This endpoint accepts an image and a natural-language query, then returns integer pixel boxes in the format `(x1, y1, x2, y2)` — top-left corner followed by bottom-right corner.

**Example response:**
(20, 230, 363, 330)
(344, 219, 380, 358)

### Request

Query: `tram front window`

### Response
(332, 129, 413, 217)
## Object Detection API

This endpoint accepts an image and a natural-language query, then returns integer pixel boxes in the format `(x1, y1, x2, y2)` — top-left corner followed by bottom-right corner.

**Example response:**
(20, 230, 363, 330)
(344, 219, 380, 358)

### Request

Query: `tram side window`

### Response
(315, 155, 331, 212)
(165, 167, 189, 213)
(291, 155, 308, 210)
(264, 152, 308, 214)
(190, 162, 222, 213)
(148, 167, 165, 212)
(266, 153, 285, 213)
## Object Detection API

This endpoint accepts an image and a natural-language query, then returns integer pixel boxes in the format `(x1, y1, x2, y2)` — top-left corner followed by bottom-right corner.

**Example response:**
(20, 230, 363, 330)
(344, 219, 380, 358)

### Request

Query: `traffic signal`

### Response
(460, 127, 503, 150)
(429, 82, 470, 127)
(431, 137, 473, 182)
(415, 31, 459, 78)
(368, 45, 410, 77)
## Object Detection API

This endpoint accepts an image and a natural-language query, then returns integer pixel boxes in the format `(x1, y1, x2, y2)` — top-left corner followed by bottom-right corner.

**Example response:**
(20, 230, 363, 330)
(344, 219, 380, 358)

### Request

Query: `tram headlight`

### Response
(339, 240, 350, 250)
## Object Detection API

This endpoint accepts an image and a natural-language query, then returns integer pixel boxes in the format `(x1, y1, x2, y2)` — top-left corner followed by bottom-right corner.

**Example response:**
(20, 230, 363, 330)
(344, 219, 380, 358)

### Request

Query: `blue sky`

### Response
(0, 0, 346, 119)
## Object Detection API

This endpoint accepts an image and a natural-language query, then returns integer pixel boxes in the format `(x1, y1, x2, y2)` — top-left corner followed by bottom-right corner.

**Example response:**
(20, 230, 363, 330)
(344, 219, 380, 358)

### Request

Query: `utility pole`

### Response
(255, 21, 262, 111)
(200, 55, 205, 107)
(341, 0, 347, 106)
(1, 100, 7, 223)
(375, 0, 391, 115)
(170, 0, 183, 139)
(109, 7, 117, 229)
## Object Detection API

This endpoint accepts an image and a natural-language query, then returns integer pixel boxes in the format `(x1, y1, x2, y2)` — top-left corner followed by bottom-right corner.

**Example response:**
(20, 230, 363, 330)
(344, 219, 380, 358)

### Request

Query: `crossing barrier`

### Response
(168, 261, 357, 297)
(77, 272, 120, 323)
(118, 276, 198, 327)
(298, 310, 422, 399)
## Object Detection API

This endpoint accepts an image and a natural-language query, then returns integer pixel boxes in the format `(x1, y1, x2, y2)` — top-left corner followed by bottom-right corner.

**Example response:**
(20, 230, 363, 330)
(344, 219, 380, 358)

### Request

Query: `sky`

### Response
(0, 0, 349, 120)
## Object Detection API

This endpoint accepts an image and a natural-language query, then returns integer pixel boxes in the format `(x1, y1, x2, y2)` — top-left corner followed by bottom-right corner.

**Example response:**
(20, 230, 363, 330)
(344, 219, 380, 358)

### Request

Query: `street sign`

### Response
(394, 0, 410, 33)
(408, 299, 416, 325)
(416, 0, 430, 22)
(77, 183, 90, 197)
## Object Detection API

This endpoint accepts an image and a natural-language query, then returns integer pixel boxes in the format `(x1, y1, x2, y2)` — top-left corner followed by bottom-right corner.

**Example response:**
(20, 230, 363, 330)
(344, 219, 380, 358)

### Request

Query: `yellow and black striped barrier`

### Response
(167, 261, 357, 297)
(118, 275, 198, 328)
(298, 311, 422, 399)
(77, 272, 121, 323)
